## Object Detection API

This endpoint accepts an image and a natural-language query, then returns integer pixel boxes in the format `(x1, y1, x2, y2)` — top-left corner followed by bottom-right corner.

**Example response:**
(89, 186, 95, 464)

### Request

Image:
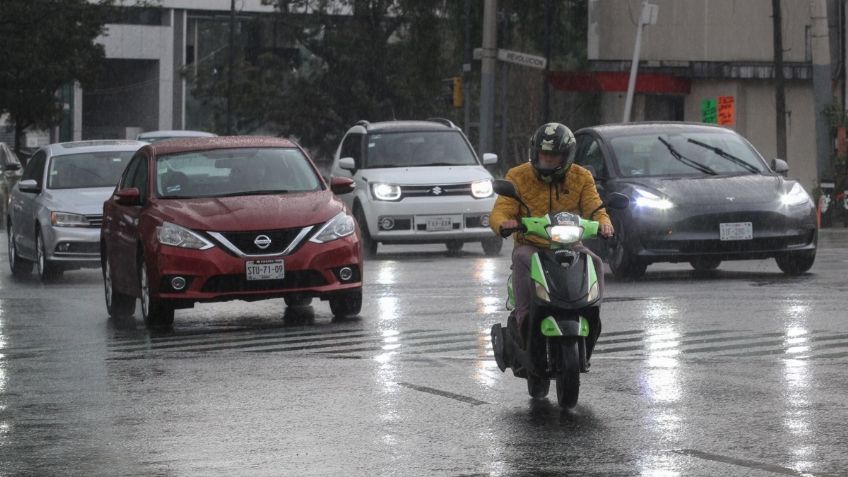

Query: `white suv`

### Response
(330, 119, 502, 257)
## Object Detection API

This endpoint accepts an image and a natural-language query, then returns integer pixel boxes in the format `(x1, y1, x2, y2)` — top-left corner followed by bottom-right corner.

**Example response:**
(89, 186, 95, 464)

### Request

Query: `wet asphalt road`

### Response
(1, 231, 848, 476)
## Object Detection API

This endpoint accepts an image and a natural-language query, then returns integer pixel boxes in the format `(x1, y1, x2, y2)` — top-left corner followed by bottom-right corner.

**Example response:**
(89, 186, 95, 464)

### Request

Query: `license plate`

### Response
(719, 222, 753, 241)
(425, 216, 454, 232)
(246, 259, 285, 280)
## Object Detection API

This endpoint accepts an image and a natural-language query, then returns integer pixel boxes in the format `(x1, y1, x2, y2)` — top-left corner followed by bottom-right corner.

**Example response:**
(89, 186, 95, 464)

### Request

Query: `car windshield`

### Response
(364, 131, 477, 168)
(155, 147, 322, 198)
(609, 131, 766, 178)
(47, 151, 134, 189)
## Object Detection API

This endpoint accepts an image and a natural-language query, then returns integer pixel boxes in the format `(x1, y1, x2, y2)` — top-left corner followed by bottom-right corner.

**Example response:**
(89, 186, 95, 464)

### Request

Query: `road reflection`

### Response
(782, 299, 815, 472)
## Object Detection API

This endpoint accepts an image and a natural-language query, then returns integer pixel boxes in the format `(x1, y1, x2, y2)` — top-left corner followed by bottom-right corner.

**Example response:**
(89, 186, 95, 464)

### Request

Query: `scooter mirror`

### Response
(605, 192, 630, 210)
(493, 179, 519, 199)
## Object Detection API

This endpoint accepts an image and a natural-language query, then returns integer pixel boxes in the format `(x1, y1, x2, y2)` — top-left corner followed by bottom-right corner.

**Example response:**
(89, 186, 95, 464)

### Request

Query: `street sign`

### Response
(496, 49, 547, 70)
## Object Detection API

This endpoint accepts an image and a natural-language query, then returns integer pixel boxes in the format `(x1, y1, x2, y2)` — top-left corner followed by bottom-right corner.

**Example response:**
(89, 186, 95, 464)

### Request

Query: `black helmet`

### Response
(529, 122, 576, 181)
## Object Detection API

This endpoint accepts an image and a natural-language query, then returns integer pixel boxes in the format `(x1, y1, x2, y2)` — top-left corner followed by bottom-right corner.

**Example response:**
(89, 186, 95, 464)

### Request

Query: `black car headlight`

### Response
(780, 183, 813, 207)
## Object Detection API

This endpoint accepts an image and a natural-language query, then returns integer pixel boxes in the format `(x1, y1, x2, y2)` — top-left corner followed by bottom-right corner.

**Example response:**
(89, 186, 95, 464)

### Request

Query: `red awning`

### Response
(547, 71, 690, 94)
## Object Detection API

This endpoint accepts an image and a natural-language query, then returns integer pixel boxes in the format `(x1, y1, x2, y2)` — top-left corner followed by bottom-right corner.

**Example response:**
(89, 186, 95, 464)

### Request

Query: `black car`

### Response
(574, 122, 817, 279)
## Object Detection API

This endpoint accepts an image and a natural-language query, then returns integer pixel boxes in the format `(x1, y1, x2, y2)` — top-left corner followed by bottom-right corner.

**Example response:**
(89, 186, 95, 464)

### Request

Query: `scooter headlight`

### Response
(534, 282, 550, 302)
(549, 225, 583, 245)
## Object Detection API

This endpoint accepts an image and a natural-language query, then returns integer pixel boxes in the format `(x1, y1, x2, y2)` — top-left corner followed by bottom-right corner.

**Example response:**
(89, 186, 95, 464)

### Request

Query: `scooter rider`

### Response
(489, 122, 614, 348)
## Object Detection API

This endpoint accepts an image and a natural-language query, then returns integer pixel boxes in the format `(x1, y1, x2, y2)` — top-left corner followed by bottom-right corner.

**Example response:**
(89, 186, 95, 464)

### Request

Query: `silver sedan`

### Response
(7, 140, 145, 281)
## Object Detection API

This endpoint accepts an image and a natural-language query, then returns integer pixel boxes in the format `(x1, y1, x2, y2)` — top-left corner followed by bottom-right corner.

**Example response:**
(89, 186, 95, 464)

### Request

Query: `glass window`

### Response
(575, 135, 606, 178)
(340, 133, 363, 168)
(155, 147, 321, 198)
(364, 131, 477, 168)
(47, 151, 135, 189)
(22, 151, 47, 185)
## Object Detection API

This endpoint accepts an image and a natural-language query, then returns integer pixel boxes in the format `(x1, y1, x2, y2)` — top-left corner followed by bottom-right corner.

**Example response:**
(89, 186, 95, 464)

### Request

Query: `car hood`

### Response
(360, 165, 492, 185)
(155, 190, 345, 232)
(622, 174, 789, 206)
(44, 187, 116, 214)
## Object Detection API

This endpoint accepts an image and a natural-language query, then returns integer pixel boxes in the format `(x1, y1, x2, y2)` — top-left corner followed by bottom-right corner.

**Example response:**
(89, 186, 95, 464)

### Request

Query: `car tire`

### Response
(481, 237, 503, 256)
(445, 240, 464, 254)
(775, 250, 816, 275)
(608, 230, 646, 280)
(354, 208, 377, 258)
(284, 295, 312, 307)
(103, 254, 136, 318)
(139, 254, 174, 328)
(7, 222, 33, 277)
(329, 289, 362, 319)
(690, 257, 721, 271)
(36, 229, 63, 281)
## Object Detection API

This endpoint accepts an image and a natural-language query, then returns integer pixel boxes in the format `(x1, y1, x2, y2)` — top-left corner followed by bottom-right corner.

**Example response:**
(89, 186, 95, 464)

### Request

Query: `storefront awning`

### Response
(547, 71, 691, 94)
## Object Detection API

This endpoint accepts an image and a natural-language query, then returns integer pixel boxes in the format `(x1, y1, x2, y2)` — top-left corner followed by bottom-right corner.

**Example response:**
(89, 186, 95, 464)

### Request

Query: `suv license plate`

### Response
(719, 222, 753, 241)
(246, 259, 285, 280)
(425, 216, 454, 232)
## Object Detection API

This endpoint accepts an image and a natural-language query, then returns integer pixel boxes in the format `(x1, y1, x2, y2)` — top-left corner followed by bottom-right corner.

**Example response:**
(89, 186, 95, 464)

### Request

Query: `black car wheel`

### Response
(7, 222, 32, 277)
(481, 237, 503, 256)
(329, 289, 362, 319)
(354, 208, 377, 258)
(36, 230, 63, 281)
(139, 255, 174, 328)
(608, 230, 646, 280)
(103, 255, 136, 318)
(775, 250, 816, 275)
(690, 257, 721, 271)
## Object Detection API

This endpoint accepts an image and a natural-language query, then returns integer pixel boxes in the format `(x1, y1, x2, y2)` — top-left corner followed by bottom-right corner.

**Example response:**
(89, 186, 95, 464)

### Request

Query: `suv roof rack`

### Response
(426, 117, 456, 129)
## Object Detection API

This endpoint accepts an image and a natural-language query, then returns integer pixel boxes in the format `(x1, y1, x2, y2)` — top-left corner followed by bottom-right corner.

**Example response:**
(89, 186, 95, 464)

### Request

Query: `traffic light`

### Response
(452, 76, 463, 108)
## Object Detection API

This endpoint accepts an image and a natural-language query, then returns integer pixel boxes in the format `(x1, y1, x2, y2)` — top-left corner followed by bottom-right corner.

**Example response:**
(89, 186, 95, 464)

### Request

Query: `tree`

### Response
(0, 0, 113, 153)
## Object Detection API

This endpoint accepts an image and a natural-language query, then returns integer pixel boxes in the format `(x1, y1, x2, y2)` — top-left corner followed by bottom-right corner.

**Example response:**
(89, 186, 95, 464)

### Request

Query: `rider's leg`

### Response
(511, 243, 538, 347)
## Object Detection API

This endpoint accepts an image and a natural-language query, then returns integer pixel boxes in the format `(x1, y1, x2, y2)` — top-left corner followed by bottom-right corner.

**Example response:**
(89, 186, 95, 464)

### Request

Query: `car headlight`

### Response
(780, 182, 812, 207)
(310, 212, 356, 243)
(372, 183, 401, 201)
(549, 225, 583, 244)
(634, 188, 674, 210)
(50, 211, 90, 227)
(471, 179, 493, 198)
(157, 221, 214, 250)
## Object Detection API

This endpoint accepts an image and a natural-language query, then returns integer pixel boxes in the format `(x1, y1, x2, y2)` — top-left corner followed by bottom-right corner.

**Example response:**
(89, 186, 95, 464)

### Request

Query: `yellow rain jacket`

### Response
(489, 162, 611, 247)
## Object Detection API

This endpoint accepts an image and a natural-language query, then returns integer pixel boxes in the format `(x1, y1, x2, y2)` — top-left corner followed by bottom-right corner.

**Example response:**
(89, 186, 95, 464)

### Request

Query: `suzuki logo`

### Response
(254, 235, 272, 249)
(726, 197, 735, 202)
(431, 186, 443, 195)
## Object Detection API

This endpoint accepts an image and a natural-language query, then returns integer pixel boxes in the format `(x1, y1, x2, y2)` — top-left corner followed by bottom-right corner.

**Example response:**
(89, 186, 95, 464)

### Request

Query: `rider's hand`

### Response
(599, 223, 614, 238)
(500, 219, 519, 232)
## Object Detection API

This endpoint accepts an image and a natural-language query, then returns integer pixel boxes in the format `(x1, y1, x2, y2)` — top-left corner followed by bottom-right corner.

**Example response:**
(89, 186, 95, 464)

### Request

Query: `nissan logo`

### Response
(254, 235, 272, 249)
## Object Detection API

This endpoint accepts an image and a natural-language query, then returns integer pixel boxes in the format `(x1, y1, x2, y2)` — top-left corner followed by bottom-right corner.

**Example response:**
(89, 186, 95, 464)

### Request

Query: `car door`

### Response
(10, 149, 47, 258)
(106, 151, 149, 292)
(574, 133, 614, 258)
(330, 132, 363, 209)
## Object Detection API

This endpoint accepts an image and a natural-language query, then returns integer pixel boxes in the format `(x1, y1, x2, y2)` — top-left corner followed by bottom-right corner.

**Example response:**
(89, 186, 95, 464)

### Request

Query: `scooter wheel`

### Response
(491, 323, 507, 372)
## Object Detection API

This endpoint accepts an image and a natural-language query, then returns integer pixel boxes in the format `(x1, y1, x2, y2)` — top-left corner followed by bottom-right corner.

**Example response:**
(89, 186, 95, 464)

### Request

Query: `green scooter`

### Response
(490, 180, 629, 408)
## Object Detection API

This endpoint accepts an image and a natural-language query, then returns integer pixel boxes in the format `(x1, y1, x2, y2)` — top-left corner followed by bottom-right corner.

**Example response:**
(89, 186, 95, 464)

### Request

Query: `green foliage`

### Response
(0, 0, 115, 150)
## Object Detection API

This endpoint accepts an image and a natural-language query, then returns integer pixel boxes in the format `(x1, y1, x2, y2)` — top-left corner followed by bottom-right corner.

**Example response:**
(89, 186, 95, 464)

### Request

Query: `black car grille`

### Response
(644, 232, 814, 254)
(201, 270, 327, 293)
(401, 184, 472, 199)
(85, 215, 103, 227)
(216, 227, 309, 255)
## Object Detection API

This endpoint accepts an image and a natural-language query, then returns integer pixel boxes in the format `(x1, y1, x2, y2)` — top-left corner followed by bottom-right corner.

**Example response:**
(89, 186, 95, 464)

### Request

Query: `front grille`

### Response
(401, 184, 472, 199)
(644, 235, 809, 254)
(215, 227, 309, 255)
(85, 215, 103, 227)
(201, 270, 327, 293)
(54, 242, 100, 255)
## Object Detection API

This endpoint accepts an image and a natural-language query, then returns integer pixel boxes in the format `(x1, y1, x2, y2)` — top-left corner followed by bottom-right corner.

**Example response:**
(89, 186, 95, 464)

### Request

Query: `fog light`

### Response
(56, 242, 71, 252)
(379, 217, 395, 230)
(339, 267, 353, 281)
(480, 215, 490, 227)
(171, 276, 187, 290)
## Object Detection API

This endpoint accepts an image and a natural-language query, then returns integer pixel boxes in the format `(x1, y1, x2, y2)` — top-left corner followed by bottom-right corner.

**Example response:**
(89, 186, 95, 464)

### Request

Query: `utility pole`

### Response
(772, 0, 787, 161)
(542, 0, 552, 123)
(623, 1, 658, 123)
(226, 0, 235, 135)
(463, 0, 472, 134)
(479, 0, 497, 155)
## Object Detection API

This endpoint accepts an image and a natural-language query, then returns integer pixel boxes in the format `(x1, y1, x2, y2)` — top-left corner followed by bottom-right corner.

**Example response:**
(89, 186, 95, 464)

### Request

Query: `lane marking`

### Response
(397, 382, 488, 406)
(671, 448, 829, 476)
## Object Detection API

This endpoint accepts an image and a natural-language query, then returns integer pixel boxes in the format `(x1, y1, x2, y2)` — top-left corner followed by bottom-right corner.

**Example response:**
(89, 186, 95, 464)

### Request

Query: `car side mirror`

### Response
(339, 157, 356, 171)
(115, 187, 141, 206)
(17, 179, 40, 193)
(771, 158, 789, 176)
(482, 153, 498, 165)
(493, 179, 518, 199)
(330, 176, 356, 195)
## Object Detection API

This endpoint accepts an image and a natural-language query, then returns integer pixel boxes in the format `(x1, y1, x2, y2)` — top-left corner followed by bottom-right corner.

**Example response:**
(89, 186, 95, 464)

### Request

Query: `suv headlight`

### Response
(634, 188, 673, 210)
(310, 212, 356, 243)
(50, 211, 89, 227)
(372, 183, 401, 201)
(780, 182, 812, 207)
(157, 222, 214, 250)
(471, 179, 493, 198)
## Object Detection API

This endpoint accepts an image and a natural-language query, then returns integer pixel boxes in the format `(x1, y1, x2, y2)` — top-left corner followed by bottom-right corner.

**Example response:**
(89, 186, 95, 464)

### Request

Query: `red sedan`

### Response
(100, 136, 362, 327)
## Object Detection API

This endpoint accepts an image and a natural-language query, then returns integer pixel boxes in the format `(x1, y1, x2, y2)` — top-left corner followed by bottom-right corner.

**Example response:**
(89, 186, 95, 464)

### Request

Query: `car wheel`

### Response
(608, 231, 646, 280)
(445, 240, 464, 254)
(690, 257, 721, 271)
(775, 250, 816, 275)
(481, 237, 503, 256)
(284, 295, 312, 307)
(329, 289, 362, 319)
(7, 222, 32, 277)
(36, 229, 63, 281)
(139, 255, 174, 328)
(354, 208, 377, 258)
(103, 254, 136, 318)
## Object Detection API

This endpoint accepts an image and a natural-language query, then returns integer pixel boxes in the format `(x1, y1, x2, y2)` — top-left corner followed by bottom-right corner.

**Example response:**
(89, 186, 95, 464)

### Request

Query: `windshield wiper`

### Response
(657, 137, 717, 175)
(686, 138, 760, 174)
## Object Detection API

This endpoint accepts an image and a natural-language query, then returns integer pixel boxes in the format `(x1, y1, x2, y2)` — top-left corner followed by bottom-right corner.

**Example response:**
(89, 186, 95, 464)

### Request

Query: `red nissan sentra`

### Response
(100, 136, 362, 327)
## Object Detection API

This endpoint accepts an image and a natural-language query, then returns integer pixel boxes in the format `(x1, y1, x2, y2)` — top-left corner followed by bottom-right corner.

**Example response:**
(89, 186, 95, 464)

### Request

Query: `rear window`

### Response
(155, 147, 322, 198)
(364, 131, 477, 168)
(47, 151, 134, 189)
